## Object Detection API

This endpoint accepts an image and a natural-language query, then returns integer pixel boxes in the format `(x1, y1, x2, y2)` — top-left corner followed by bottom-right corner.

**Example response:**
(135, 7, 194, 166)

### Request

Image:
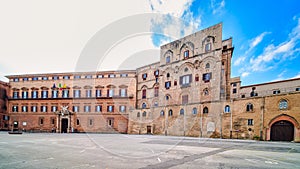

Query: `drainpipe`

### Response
(260, 97, 265, 140)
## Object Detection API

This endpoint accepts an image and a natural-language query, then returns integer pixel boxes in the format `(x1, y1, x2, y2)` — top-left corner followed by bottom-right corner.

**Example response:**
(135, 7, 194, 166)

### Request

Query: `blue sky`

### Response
(0, 0, 299, 86)
(149, 0, 300, 85)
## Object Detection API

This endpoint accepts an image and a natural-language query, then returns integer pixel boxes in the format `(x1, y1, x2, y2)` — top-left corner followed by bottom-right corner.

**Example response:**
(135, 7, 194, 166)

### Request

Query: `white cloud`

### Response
(234, 32, 270, 66)
(149, 0, 201, 46)
(149, 0, 193, 17)
(249, 18, 300, 72)
(233, 56, 246, 66)
(241, 72, 250, 77)
(211, 0, 225, 15)
(250, 32, 270, 49)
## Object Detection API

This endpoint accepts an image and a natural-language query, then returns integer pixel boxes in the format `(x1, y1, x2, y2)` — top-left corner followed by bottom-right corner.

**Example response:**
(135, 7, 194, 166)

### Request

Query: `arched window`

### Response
(195, 74, 199, 82)
(203, 88, 209, 96)
(142, 103, 147, 109)
(203, 107, 209, 114)
(166, 56, 170, 63)
(205, 63, 210, 69)
(192, 108, 197, 115)
(166, 95, 170, 100)
(180, 109, 184, 115)
(246, 103, 253, 112)
(279, 99, 288, 110)
(168, 109, 173, 116)
(160, 110, 164, 116)
(137, 112, 140, 117)
(142, 111, 147, 117)
(224, 105, 230, 113)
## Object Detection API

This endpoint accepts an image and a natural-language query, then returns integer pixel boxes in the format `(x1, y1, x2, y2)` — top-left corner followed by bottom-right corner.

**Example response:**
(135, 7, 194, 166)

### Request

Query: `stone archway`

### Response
(266, 115, 300, 142)
(271, 120, 294, 141)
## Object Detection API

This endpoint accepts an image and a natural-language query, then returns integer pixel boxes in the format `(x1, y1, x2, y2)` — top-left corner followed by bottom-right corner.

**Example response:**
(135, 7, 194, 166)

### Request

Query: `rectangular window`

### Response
(13, 78, 19, 82)
(107, 89, 114, 97)
(108, 74, 115, 78)
(96, 90, 102, 97)
(89, 119, 93, 126)
(42, 91, 48, 98)
(233, 88, 237, 94)
(180, 74, 192, 86)
(62, 90, 69, 98)
(248, 119, 254, 126)
(119, 105, 126, 112)
(31, 106, 37, 112)
(32, 91, 38, 98)
(52, 76, 59, 80)
(76, 118, 80, 125)
(22, 91, 28, 99)
(142, 73, 147, 80)
(51, 118, 55, 125)
(142, 89, 146, 99)
(120, 74, 128, 77)
(107, 105, 114, 112)
(12, 106, 18, 112)
(85, 75, 92, 79)
(108, 118, 114, 127)
(22, 106, 28, 112)
(32, 77, 39, 81)
(97, 74, 103, 78)
(203, 73, 212, 83)
(184, 50, 189, 58)
(86, 90, 92, 98)
(84, 105, 91, 112)
(41, 106, 47, 112)
(63, 76, 70, 80)
(13, 91, 19, 99)
(205, 43, 211, 52)
(51, 106, 57, 112)
(154, 87, 159, 97)
(273, 90, 280, 94)
(166, 56, 170, 63)
(120, 88, 127, 97)
(23, 78, 28, 81)
(52, 90, 58, 98)
(73, 106, 79, 112)
(154, 70, 159, 77)
(74, 90, 81, 98)
(39, 118, 44, 125)
(74, 75, 81, 79)
(42, 77, 48, 80)
(95, 105, 102, 112)
(182, 95, 188, 105)
(165, 81, 171, 89)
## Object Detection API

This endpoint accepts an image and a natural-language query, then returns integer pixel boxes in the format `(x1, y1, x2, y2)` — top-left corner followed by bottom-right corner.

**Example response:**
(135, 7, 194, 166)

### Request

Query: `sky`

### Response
(0, 0, 300, 86)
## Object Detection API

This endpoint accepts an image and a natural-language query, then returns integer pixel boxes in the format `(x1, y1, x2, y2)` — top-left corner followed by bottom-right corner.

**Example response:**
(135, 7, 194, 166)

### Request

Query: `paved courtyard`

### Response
(0, 132, 299, 169)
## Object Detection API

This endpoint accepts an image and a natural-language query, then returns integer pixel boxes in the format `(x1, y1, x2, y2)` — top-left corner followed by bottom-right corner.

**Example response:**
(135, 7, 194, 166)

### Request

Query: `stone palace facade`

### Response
(1, 23, 300, 142)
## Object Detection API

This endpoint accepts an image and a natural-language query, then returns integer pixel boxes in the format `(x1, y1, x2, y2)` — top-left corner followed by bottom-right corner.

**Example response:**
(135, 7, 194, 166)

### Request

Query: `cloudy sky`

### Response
(0, 0, 300, 86)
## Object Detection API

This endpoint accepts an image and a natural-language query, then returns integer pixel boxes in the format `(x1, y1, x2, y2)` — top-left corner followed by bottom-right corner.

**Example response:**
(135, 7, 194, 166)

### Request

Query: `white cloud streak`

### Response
(149, 0, 201, 46)
(234, 32, 270, 66)
(211, 0, 225, 15)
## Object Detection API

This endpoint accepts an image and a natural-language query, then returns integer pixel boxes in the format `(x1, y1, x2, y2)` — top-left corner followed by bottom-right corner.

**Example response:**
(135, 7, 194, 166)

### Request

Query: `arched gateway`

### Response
(267, 115, 299, 142)
(271, 120, 294, 141)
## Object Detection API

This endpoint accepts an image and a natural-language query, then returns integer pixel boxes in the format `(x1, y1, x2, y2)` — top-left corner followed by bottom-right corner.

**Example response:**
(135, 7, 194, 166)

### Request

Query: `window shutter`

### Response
(180, 76, 183, 85)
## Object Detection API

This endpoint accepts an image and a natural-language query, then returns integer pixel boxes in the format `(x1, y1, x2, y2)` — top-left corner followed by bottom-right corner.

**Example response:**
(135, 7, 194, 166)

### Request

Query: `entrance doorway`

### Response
(61, 118, 68, 133)
(271, 120, 294, 141)
(147, 126, 152, 134)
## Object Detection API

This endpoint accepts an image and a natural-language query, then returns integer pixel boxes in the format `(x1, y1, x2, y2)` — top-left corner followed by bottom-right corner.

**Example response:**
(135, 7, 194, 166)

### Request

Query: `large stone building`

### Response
(0, 81, 9, 130)
(2, 23, 300, 141)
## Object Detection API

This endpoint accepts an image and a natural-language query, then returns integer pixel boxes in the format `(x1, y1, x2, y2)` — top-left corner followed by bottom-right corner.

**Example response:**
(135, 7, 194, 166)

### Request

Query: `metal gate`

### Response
(271, 120, 294, 141)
